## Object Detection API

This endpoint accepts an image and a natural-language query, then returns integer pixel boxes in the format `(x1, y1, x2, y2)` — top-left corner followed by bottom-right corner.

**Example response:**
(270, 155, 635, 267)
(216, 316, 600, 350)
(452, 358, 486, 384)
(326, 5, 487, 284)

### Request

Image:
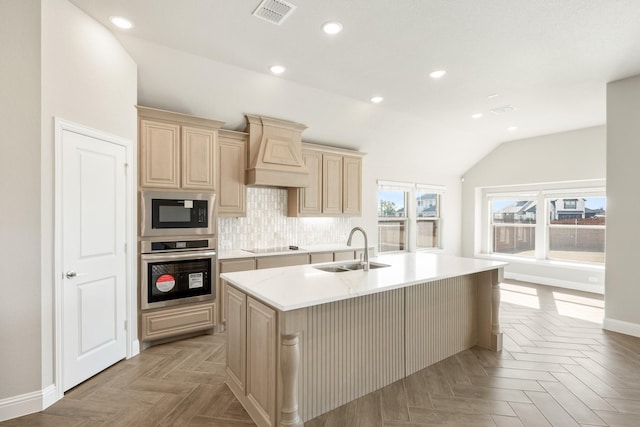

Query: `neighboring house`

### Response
(493, 200, 537, 223)
(550, 198, 587, 220)
(417, 193, 437, 217)
(494, 199, 606, 223)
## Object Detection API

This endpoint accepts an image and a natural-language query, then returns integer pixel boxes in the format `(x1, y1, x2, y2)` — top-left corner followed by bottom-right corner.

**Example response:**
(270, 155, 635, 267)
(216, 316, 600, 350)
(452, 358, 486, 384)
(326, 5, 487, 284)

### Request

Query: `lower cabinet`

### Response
(140, 301, 215, 342)
(219, 258, 257, 326)
(226, 285, 247, 394)
(246, 297, 277, 426)
(225, 284, 277, 427)
(256, 253, 309, 269)
(333, 250, 356, 261)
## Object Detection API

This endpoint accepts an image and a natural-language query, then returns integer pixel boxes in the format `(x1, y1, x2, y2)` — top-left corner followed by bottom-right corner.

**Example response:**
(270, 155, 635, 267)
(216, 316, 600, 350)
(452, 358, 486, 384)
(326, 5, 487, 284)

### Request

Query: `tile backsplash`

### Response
(218, 187, 353, 251)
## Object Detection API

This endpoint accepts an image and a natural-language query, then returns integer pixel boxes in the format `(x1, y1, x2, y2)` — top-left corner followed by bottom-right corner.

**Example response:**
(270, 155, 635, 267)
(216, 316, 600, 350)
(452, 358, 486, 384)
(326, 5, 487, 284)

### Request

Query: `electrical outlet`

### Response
(588, 276, 598, 283)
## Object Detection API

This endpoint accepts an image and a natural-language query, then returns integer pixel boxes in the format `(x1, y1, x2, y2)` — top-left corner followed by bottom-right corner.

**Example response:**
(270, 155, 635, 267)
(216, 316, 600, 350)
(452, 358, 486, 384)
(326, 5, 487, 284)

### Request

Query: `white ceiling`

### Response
(69, 0, 640, 175)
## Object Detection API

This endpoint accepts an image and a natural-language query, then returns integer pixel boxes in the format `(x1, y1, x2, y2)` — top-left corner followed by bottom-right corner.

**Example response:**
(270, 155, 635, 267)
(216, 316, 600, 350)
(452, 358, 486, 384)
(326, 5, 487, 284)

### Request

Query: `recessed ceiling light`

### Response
(109, 16, 134, 30)
(507, 126, 518, 132)
(370, 96, 384, 104)
(471, 113, 483, 119)
(429, 70, 447, 79)
(322, 21, 343, 35)
(270, 64, 286, 75)
(487, 93, 499, 99)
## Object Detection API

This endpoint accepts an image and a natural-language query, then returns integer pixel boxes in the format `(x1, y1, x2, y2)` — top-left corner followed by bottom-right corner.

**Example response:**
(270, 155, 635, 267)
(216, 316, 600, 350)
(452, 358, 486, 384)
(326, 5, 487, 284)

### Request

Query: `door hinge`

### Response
(124, 162, 129, 175)
(124, 320, 127, 331)
(124, 242, 127, 253)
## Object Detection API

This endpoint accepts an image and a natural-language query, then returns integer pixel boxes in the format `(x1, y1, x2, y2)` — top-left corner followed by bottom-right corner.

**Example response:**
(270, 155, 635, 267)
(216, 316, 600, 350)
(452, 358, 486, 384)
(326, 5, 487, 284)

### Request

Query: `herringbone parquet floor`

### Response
(5, 280, 640, 426)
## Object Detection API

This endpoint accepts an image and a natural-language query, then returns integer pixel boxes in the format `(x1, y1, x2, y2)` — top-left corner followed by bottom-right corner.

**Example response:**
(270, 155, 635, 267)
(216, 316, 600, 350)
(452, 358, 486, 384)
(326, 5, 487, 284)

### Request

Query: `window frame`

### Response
(480, 184, 606, 266)
(377, 181, 445, 253)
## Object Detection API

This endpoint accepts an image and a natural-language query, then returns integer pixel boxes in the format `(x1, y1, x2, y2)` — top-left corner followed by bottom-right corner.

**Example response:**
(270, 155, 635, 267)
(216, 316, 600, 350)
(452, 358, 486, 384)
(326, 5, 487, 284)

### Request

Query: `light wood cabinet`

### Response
(256, 253, 309, 270)
(333, 250, 356, 261)
(288, 143, 364, 217)
(219, 258, 256, 325)
(140, 302, 215, 342)
(226, 285, 247, 394)
(322, 153, 343, 215)
(310, 252, 333, 264)
(139, 119, 181, 189)
(246, 297, 277, 426)
(181, 126, 216, 190)
(137, 106, 224, 191)
(290, 150, 322, 215)
(342, 155, 362, 216)
(217, 130, 248, 217)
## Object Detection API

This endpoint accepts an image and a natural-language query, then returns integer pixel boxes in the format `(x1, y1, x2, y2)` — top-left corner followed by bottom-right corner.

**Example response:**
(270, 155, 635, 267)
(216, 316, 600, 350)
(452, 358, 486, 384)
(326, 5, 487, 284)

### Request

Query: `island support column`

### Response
(278, 309, 306, 427)
(477, 268, 503, 351)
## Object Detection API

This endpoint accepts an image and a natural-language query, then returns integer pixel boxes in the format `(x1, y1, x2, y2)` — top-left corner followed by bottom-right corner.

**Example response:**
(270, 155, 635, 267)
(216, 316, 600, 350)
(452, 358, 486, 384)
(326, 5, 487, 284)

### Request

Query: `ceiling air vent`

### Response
(252, 0, 297, 25)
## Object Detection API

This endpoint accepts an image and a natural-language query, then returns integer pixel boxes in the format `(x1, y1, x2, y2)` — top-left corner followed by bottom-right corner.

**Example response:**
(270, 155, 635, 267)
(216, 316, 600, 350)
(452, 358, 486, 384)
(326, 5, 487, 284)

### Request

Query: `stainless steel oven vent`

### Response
(252, 0, 297, 25)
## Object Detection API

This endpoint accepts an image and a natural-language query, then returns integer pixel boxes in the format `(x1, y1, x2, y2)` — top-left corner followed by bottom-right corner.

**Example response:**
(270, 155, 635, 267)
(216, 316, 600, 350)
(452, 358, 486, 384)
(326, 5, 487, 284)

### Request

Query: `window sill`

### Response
(475, 253, 605, 271)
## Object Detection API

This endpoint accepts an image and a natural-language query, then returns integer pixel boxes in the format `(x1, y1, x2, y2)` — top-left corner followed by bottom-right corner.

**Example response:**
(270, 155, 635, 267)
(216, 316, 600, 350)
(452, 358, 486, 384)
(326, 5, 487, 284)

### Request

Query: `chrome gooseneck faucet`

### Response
(346, 227, 369, 271)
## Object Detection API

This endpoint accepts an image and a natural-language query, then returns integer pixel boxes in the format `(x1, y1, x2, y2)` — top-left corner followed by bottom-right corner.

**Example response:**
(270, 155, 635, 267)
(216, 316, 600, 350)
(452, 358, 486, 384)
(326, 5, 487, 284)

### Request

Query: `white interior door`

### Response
(61, 128, 127, 391)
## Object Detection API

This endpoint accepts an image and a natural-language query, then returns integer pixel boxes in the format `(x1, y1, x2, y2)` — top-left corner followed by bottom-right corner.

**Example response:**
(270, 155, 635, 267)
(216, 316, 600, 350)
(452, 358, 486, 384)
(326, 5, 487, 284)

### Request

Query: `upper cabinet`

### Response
(288, 143, 364, 217)
(217, 130, 248, 217)
(138, 106, 224, 190)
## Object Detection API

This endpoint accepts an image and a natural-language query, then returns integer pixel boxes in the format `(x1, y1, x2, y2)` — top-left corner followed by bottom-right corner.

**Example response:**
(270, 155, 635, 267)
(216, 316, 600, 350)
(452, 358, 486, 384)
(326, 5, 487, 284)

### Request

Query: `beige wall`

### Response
(461, 126, 606, 290)
(0, 0, 137, 417)
(0, 0, 42, 400)
(605, 74, 640, 335)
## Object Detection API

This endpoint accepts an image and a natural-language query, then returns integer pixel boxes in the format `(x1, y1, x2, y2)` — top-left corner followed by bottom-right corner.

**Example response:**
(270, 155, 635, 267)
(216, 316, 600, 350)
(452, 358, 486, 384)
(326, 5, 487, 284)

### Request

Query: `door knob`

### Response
(65, 270, 88, 279)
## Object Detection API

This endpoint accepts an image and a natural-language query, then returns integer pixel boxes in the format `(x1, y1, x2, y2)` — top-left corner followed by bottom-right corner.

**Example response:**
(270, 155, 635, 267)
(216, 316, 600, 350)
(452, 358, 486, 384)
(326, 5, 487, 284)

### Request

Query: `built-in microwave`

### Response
(140, 190, 216, 237)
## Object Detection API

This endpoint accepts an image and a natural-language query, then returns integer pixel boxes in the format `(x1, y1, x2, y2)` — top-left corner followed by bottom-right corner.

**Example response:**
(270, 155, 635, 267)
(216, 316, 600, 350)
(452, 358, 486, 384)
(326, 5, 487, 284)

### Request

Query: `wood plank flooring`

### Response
(5, 280, 640, 426)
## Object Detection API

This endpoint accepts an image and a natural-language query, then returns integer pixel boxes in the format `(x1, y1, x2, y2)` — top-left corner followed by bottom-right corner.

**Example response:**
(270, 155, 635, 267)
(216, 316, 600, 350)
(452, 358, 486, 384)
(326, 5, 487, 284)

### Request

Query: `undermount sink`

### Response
(314, 261, 390, 273)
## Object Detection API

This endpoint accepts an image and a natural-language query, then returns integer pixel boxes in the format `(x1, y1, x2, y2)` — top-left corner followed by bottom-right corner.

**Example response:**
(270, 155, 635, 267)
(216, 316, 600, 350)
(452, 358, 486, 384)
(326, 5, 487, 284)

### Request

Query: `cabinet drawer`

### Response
(256, 253, 309, 269)
(310, 252, 333, 264)
(333, 250, 355, 261)
(141, 302, 215, 341)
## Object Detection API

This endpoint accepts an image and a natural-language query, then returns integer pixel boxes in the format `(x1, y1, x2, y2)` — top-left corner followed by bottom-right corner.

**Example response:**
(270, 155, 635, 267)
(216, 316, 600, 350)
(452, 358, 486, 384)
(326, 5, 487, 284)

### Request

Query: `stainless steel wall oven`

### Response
(140, 238, 216, 310)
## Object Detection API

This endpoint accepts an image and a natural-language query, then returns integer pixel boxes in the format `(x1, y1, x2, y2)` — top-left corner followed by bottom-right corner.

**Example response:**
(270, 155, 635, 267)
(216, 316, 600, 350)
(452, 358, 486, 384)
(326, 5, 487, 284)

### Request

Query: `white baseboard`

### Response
(128, 339, 140, 359)
(603, 317, 640, 338)
(0, 384, 58, 422)
(504, 272, 604, 295)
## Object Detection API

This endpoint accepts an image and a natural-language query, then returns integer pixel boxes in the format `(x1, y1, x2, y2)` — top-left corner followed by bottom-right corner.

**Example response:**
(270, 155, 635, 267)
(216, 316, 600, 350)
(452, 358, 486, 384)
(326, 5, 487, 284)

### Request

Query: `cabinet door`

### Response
(217, 136, 247, 216)
(322, 154, 343, 215)
(226, 285, 247, 394)
(140, 119, 181, 189)
(181, 125, 216, 190)
(342, 156, 362, 216)
(298, 150, 322, 215)
(219, 258, 256, 324)
(246, 297, 277, 427)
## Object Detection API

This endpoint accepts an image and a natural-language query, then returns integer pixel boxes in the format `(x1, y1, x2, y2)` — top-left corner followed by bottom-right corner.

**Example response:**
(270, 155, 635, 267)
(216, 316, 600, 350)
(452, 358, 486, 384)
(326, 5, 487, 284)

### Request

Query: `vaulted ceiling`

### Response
(69, 0, 640, 175)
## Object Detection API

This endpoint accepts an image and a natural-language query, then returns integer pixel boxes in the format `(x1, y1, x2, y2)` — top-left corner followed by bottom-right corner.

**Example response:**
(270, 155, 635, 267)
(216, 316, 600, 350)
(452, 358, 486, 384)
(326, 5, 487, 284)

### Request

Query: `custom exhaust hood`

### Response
(245, 114, 310, 187)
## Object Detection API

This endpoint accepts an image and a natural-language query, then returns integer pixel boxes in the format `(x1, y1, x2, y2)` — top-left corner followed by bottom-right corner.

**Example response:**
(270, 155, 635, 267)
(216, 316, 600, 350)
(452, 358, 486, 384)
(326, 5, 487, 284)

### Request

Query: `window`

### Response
(416, 191, 440, 249)
(484, 188, 605, 265)
(377, 189, 407, 252)
(378, 181, 445, 253)
(548, 197, 606, 264)
(490, 199, 536, 258)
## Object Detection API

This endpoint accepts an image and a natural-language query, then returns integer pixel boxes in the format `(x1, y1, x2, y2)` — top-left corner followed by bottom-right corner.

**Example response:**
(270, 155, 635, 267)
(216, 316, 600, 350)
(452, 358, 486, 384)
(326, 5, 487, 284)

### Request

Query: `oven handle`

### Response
(141, 250, 217, 262)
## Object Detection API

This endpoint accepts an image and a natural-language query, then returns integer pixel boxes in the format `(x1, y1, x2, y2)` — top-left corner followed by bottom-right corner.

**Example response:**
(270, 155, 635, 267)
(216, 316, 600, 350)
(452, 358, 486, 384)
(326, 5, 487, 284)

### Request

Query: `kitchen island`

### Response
(221, 252, 506, 427)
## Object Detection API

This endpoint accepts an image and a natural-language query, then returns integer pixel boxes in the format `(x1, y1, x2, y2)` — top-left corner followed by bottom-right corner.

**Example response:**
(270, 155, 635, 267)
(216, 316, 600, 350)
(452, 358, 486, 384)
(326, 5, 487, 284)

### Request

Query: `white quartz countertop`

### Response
(218, 244, 372, 260)
(220, 252, 507, 311)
